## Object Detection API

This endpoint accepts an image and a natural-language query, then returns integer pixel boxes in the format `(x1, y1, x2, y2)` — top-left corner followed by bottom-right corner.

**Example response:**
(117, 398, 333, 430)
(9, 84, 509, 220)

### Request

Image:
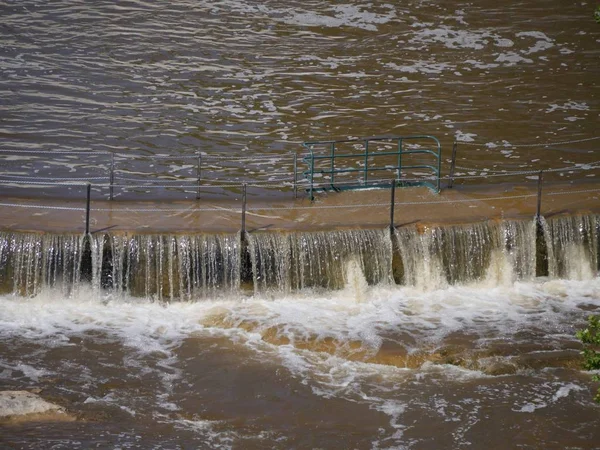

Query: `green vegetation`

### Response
(576, 315, 600, 402)
(595, 6, 600, 23)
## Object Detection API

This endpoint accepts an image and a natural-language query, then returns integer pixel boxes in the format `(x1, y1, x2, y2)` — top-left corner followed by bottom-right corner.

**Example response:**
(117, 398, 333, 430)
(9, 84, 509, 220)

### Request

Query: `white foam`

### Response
(516, 402, 545, 413)
(552, 383, 584, 402)
(1, 277, 599, 441)
(494, 52, 533, 65)
(410, 26, 498, 50)
(0, 362, 52, 382)
(455, 131, 477, 142)
(546, 101, 589, 113)
(281, 4, 396, 31)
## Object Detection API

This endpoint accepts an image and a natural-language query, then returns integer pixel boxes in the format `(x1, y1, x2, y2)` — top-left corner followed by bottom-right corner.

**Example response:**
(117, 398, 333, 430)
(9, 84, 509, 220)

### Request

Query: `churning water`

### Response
(1, 216, 600, 448)
(1, 0, 600, 448)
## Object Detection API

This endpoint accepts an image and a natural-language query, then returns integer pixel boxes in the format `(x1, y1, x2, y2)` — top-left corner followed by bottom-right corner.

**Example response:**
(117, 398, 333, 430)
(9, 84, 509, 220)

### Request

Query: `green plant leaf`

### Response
(577, 315, 600, 403)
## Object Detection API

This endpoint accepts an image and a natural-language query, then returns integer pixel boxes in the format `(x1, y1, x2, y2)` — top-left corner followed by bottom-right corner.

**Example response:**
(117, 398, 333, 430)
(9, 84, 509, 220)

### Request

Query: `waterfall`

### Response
(0, 233, 84, 297)
(0, 232, 240, 300)
(393, 219, 537, 289)
(246, 229, 393, 293)
(89, 233, 241, 300)
(0, 214, 597, 299)
(542, 215, 599, 280)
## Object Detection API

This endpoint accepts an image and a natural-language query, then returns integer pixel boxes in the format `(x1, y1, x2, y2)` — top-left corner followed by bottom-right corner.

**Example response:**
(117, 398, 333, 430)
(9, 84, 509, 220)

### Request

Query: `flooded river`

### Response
(1, 1, 600, 449)
(1, 0, 599, 198)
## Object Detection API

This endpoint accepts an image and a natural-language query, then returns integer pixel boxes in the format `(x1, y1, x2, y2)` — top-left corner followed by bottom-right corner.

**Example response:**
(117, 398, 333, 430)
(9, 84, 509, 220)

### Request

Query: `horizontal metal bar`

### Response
(303, 135, 440, 146)
(304, 150, 440, 162)
(401, 164, 439, 171)
(399, 149, 440, 156)
(308, 151, 408, 160)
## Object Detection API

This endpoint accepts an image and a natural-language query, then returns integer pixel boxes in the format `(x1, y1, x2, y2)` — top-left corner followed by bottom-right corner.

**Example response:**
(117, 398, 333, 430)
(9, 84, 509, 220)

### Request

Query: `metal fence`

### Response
(0, 135, 599, 235)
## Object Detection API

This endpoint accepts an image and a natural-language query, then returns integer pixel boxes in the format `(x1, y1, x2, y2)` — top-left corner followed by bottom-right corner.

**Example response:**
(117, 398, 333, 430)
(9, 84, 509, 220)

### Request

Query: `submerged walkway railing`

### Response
(0, 171, 599, 238)
(301, 135, 441, 200)
(0, 149, 298, 200)
(0, 134, 599, 235)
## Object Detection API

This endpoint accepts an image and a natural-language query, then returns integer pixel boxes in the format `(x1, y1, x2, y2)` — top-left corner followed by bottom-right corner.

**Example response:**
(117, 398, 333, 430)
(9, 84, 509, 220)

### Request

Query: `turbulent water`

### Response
(1, 1, 600, 448)
(1, 216, 600, 448)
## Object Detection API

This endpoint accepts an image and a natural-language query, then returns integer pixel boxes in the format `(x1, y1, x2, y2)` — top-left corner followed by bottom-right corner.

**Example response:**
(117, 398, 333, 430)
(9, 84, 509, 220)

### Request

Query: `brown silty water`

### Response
(1, 1, 600, 449)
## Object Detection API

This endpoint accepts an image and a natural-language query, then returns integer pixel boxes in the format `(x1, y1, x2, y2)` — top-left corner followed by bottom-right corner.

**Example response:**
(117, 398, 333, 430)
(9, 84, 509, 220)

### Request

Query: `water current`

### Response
(1, 0, 599, 199)
(1, 1, 600, 449)
(0, 216, 599, 448)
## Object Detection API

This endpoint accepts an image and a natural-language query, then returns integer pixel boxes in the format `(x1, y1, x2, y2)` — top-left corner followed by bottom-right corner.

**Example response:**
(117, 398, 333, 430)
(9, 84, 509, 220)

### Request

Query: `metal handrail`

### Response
(302, 135, 442, 200)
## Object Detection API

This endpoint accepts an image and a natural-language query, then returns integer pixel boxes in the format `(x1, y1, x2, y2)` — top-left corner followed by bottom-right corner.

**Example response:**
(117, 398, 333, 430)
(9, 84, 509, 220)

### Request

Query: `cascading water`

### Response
(0, 232, 241, 300)
(1, 215, 600, 449)
(0, 215, 598, 299)
(0, 232, 84, 296)
(542, 215, 599, 280)
(393, 219, 538, 289)
(89, 233, 242, 300)
(246, 228, 393, 293)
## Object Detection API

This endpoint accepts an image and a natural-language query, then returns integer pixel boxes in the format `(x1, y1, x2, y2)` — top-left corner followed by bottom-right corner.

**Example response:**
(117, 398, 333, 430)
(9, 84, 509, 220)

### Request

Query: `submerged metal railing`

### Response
(0, 149, 297, 200)
(0, 135, 598, 214)
(301, 135, 441, 200)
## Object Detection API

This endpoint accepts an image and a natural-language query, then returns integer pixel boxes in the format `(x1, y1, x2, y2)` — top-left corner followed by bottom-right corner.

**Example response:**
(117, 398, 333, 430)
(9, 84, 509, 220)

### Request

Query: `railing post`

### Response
(448, 141, 458, 189)
(396, 138, 403, 184)
(389, 180, 395, 232)
(364, 140, 369, 185)
(310, 150, 315, 201)
(330, 142, 335, 187)
(536, 170, 543, 221)
(109, 152, 115, 200)
(85, 183, 91, 235)
(196, 153, 202, 200)
(241, 183, 247, 234)
(293, 152, 298, 199)
(436, 139, 442, 193)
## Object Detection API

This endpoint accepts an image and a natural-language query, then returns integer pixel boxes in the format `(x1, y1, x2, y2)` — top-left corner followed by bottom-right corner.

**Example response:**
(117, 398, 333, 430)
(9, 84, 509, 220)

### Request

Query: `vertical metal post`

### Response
(396, 138, 403, 184)
(309, 150, 315, 201)
(241, 183, 247, 234)
(448, 141, 458, 189)
(536, 170, 543, 221)
(85, 183, 91, 235)
(109, 152, 115, 200)
(196, 153, 202, 200)
(330, 142, 335, 187)
(364, 140, 369, 185)
(436, 140, 442, 193)
(293, 152, 298, 199)
(390, 181, 396, 232)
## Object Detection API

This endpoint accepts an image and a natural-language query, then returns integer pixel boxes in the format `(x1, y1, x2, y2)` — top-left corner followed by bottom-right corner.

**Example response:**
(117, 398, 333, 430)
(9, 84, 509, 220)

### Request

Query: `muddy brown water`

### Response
(1, 1, 600, 449)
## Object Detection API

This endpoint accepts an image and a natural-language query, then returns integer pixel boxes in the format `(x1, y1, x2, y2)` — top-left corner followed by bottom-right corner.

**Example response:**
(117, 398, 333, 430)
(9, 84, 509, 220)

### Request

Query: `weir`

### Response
(0, 214, 598, 299)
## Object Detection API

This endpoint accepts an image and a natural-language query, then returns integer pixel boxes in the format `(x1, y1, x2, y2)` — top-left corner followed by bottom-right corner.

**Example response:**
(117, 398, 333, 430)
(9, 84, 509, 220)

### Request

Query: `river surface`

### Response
(1, 1, 600, 449)
(1, 0, 599, 199)
(1, 279, 600, 449)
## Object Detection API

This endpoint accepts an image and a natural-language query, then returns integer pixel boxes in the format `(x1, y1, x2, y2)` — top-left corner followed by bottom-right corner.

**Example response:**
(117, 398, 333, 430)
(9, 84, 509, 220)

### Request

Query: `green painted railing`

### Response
(301, 135, 441, 200)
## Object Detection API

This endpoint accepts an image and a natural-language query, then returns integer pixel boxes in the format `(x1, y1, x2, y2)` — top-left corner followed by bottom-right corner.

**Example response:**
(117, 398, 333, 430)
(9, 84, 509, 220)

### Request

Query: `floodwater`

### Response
(1, 0, 599, 199)
(1, 279, 600, 448)
(1, 217, 600, 449)
(1, 1, 600, 449)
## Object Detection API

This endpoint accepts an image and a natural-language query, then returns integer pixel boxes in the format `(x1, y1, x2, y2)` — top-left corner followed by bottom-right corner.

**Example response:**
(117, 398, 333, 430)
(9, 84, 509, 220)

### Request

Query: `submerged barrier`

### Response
(1, 172, 600, 238)
(1, 135, 599, 202)
(1, 133, 599, 236)
(0, 214, 598, 299)
(0, 135, 598, 298)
